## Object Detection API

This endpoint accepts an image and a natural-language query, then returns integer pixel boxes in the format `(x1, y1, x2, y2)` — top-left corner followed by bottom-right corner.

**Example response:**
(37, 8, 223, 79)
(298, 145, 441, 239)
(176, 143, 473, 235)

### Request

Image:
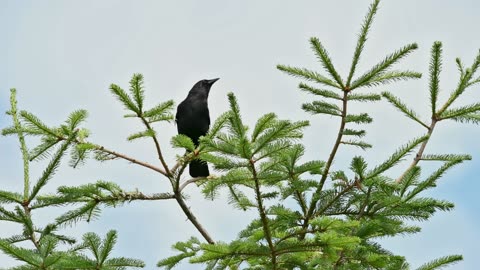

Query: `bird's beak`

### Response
(207, 78, 220, 85)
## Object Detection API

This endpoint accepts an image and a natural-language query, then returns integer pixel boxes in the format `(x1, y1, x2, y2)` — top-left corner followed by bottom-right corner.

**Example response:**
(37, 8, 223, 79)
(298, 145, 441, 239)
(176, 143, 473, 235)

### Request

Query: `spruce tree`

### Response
(1, 0, 479, 269)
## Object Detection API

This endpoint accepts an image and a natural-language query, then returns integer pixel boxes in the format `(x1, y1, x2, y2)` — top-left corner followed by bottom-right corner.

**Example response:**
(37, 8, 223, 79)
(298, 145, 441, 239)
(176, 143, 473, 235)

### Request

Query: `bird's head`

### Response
(188, 78, 219, 98)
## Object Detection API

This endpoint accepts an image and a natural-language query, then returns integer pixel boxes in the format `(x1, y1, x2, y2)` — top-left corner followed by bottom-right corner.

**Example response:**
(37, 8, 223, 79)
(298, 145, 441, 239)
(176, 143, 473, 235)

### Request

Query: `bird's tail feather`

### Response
(189, 159, 209, 177)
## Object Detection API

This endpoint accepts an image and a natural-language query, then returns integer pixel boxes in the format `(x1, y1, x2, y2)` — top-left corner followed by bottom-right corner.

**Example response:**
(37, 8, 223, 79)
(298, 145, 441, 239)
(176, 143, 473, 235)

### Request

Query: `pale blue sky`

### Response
(1, 0, 480, 269)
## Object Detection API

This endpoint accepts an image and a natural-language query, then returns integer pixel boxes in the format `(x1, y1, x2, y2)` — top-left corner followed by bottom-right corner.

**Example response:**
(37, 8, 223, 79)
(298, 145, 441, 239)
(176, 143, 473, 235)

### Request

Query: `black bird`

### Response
(176, 78, 219, 177)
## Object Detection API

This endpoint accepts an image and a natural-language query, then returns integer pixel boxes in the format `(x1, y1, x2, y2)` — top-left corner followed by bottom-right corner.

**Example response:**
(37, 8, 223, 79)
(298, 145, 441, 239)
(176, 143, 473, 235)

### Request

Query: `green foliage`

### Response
(381, 92, 429, 129)
(1, 92, 145, 269)
(111, 74, 175, 124)
(1, 0, 478, 269)
(414, 255, 462, 270)
(429, 42, 442, 115)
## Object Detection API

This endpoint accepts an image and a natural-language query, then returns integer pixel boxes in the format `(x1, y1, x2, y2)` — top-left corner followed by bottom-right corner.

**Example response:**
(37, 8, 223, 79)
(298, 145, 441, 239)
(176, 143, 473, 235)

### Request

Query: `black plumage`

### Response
(176, 78, 219, 177)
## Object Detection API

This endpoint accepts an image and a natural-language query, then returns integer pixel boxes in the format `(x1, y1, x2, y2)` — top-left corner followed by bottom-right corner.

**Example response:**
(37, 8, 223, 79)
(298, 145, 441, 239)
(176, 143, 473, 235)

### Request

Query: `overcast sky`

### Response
(1, 0, 480, 269)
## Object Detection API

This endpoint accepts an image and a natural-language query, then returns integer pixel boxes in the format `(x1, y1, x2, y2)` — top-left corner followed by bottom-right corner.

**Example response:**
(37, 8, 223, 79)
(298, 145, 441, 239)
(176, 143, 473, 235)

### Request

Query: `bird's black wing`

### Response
(176, 99, 210, 145)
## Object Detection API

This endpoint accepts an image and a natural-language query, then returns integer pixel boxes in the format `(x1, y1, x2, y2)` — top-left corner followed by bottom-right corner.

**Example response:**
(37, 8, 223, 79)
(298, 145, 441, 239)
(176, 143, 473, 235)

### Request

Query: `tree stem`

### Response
(250, 159, 277, 269)
(395, 119, 437, 183)
(96, 146, 167, 176)
(174, 193, 215, 244)
(140, 118, 172, 176)
(302, 90, 349, 234)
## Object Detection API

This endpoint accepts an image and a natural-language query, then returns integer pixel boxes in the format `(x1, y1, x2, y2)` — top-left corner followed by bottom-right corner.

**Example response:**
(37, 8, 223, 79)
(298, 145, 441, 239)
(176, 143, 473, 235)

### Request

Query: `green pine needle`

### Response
(439, 103, 480, 120)
(406, 159, 464, 200)
(171, 134, 196, 151)
(299, 83, 342, 100)
(143, 100, 175, 123)
(8, 89, 31, 200)
(67, 110, 89, 130)
(310, 37, 345, 88)
(366, 135, 429, 179)
(415, 255, 462, 270)
(360, 70, 422, 88)
(420, 154, 471, 162)
(347, 0, 381, 86)
(29, 136, 74, 201)
(252, 113, 278, 142)
(350, 156, 368, 178)
(109, 84, 139, 114)
(127, 129, 156, 141)
(277, 65, 341, 88)
(429, 42, 443, 115)
(345, 113, 373, 124)
(347, 93, 382, 102)
(302, 101, 342, 116)
(341, 140, 372, 150)
(351, 43, 418, 89)
(447, 112, 480, 124)
(382, 92, 429, 129)
(227, 93, 247, 140)
(129, 74, 145, 113)
(342, 129, 366, 137)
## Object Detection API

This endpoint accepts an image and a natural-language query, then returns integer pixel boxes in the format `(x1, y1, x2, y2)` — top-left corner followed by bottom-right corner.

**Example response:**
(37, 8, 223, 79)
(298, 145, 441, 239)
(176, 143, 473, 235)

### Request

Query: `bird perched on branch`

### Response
(176, 78, 219, 177)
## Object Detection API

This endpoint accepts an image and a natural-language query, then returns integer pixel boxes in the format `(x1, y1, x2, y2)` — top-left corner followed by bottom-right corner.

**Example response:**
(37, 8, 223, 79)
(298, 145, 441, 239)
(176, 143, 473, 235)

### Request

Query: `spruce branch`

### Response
(250, 160, 277, 269)
(174, 194, 215, 244)
(110, 75, 173, 175)
(29, 135, 75, 201)
(109, 84, 139, 115)
(438, 103, 480, 120)
(129, 74, 146, 113)
(381, 91, 429, 129)
(350, 43, 418, 90)
(310, 37, 345, 88)
(139, 107, 172, 176)
(127, 129, 156, 141)
(340, 140, 372, 150)
(420, 154, 471, 162)
(395, 121, 436, 183)
(342, 129, 366, 137)
(405, 159, 465, 201)
(19, 110, 59, 138)
(358, 70, 422, 88)
(89, 144, 168, 176)
(447, 113, 480, 124)
(302, 101, 342, 116)
(0, 191, 23, 204)
(456, 58, 465, 76)
(8, 89, 30, 201)
(179, 177, 209, 193)
(277, 65, 341, 89)
(367, 135, 429, 181)
(345, 113, 373, 124)
(303, 91, 349, 236)
(437, 50, 480, 116)
(415, 255, 462, 270)
(346, 93, 382, 102)
(346, 0, 380, 86)
(429, 42, 443, 115)
(298, 83, 342, 100)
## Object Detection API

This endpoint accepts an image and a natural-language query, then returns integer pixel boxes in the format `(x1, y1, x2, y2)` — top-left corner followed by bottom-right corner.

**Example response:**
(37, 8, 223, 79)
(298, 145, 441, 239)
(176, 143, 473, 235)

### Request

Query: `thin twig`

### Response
(395, 119, 437, 183)
(95, 146, 167, 176)
(97, 191, 175, 203)
(302, 90, 349, 235)
(314, 183, 355, 218)
(174, 193, 215, 244)
(250, 159, 277, 269)
(179, 177, 208, 192)
(140, 118, 171, 176)
(22, 204, 40, 249)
